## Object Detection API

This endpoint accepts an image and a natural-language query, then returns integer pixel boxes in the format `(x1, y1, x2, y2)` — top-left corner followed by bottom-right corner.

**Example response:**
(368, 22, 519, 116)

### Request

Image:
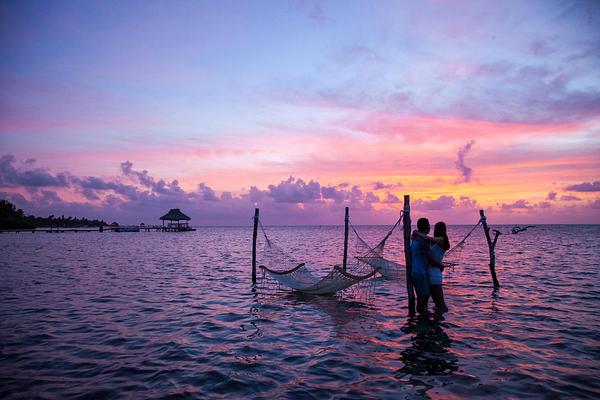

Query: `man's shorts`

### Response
(411, 272, 430, 297)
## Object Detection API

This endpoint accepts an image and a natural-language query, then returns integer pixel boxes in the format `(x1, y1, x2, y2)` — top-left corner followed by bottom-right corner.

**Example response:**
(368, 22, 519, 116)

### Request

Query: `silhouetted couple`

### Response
(410, 217, 450, 316)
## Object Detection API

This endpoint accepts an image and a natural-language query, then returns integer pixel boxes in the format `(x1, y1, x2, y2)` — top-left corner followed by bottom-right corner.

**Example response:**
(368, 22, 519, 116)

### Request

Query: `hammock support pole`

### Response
(480, 209, 500, 288)
(252, 208, 259, 284)
(343, 207, 349, 271)
(403, 195, 416, 315)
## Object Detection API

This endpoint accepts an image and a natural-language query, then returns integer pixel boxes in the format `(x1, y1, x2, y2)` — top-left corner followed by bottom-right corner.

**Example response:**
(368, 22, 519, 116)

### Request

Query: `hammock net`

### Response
(350, 218, 406, 281)
(439, 220, 501, 287)
(258, 214, 405, 295)
(257, 213, 487, 295)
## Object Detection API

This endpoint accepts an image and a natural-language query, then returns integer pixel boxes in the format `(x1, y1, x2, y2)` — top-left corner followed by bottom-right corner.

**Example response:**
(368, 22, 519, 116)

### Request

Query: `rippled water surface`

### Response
(1, 225, 599, 399)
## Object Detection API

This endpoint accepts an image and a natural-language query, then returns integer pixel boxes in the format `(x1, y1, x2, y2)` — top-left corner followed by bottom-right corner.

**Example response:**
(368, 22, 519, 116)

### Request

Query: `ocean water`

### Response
(1, 224, 599, 399)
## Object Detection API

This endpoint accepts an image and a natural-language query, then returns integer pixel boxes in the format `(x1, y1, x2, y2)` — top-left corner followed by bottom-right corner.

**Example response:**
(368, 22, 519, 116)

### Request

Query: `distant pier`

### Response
(0, 225, 195, 234)
(1, 207, 197, 234)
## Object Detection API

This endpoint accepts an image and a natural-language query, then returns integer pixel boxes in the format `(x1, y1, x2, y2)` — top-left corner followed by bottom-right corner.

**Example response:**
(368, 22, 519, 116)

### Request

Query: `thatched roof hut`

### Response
(160, 208, 191, 221)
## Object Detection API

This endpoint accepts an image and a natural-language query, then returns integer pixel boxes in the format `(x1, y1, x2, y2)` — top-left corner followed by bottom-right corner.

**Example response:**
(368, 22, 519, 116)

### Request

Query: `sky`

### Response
(1, 0, 599, 225)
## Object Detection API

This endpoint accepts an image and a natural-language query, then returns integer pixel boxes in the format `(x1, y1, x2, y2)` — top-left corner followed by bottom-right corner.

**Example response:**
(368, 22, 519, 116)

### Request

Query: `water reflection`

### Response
(255, 289, 376, 332)
(490, 288, 501, 315)
(397, 317, 458, 377)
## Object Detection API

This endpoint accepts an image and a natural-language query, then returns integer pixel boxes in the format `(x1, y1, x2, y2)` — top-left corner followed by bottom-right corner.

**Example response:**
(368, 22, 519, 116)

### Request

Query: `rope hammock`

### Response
(258, 215, 404, 295)
(258, 214, 485, 294)
(260, 262, 379, 295)
(350, 216, 406, 280)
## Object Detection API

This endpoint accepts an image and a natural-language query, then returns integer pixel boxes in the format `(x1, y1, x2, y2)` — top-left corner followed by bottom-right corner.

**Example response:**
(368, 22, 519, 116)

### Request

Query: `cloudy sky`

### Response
(1, 0, 599, 225)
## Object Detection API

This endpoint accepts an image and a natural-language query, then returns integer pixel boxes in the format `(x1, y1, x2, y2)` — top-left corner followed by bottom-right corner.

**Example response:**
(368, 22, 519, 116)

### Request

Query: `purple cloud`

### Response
(458, 196, 478, 208)
(40, 190, 61, 203)
(565, 181, 600, 192)
(321, 185, 346, 203)
(246, 186, 268, 204)
(414, 195, 457, 211)
(220, 191, 233, 201)
(373, 181, 403, 190)
(410, 196, 480, 223)
(455, 140, 475, 183)
(267, 176, 321, 203)
(365, 192, 380, 204)
(0, 154, 70, 188)
(500, 199, 532, 210)
(435, 60, 600, 124)
(538, 201, 552, 209)
(197, 183, 219, 202)
(73, 176, 140, 201)
(560, 194, 581, 201)
(411, 195, 481, 212)
(121, 161, 184, 196)
(546, 191, 557, 200)
(382, 192, 401, 204)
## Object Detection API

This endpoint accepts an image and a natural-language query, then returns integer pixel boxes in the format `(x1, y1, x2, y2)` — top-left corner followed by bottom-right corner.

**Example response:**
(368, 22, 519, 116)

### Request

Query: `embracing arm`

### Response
(425, 251, 443, 269)
(419, 239, 443, 268)
(412, 230, 445, 247)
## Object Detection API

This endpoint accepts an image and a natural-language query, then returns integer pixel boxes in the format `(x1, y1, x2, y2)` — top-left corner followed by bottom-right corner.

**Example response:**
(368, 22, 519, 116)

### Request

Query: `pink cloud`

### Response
(347, 113, 588, 144)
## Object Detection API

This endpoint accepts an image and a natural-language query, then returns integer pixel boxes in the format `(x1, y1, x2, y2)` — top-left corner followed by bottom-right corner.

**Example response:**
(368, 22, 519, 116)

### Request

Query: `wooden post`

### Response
(403, 195, 416, 315)
(342, 207, 349, 271)
(492, 229, 501, 248)
(480, 209, 500, 288)
(252, 208, 259, 284)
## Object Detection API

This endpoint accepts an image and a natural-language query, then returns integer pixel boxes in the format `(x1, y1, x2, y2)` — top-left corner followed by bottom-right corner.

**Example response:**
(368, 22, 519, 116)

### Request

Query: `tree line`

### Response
(0, 199, 115, 229)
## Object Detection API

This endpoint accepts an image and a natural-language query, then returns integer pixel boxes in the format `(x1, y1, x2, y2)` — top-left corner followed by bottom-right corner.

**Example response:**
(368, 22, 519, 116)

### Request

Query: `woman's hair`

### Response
(434, 221, 450, 251)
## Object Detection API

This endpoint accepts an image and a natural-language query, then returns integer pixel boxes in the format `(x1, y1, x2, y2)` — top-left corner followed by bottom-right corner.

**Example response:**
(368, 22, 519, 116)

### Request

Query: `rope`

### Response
(445, 219, 482, 257)
(352, 212, 403, 242)
(350, 212, 403, 257)
(375, 212, 403, 249)
(258, 219, 272, 246)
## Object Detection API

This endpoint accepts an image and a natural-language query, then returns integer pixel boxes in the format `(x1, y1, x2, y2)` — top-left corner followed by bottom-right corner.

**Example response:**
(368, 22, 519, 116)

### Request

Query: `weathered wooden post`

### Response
(342, 207, 349, 271)
(403, 195, 416, 315)
(252, 208, 259, 284)
(479, 209, 500, 288)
